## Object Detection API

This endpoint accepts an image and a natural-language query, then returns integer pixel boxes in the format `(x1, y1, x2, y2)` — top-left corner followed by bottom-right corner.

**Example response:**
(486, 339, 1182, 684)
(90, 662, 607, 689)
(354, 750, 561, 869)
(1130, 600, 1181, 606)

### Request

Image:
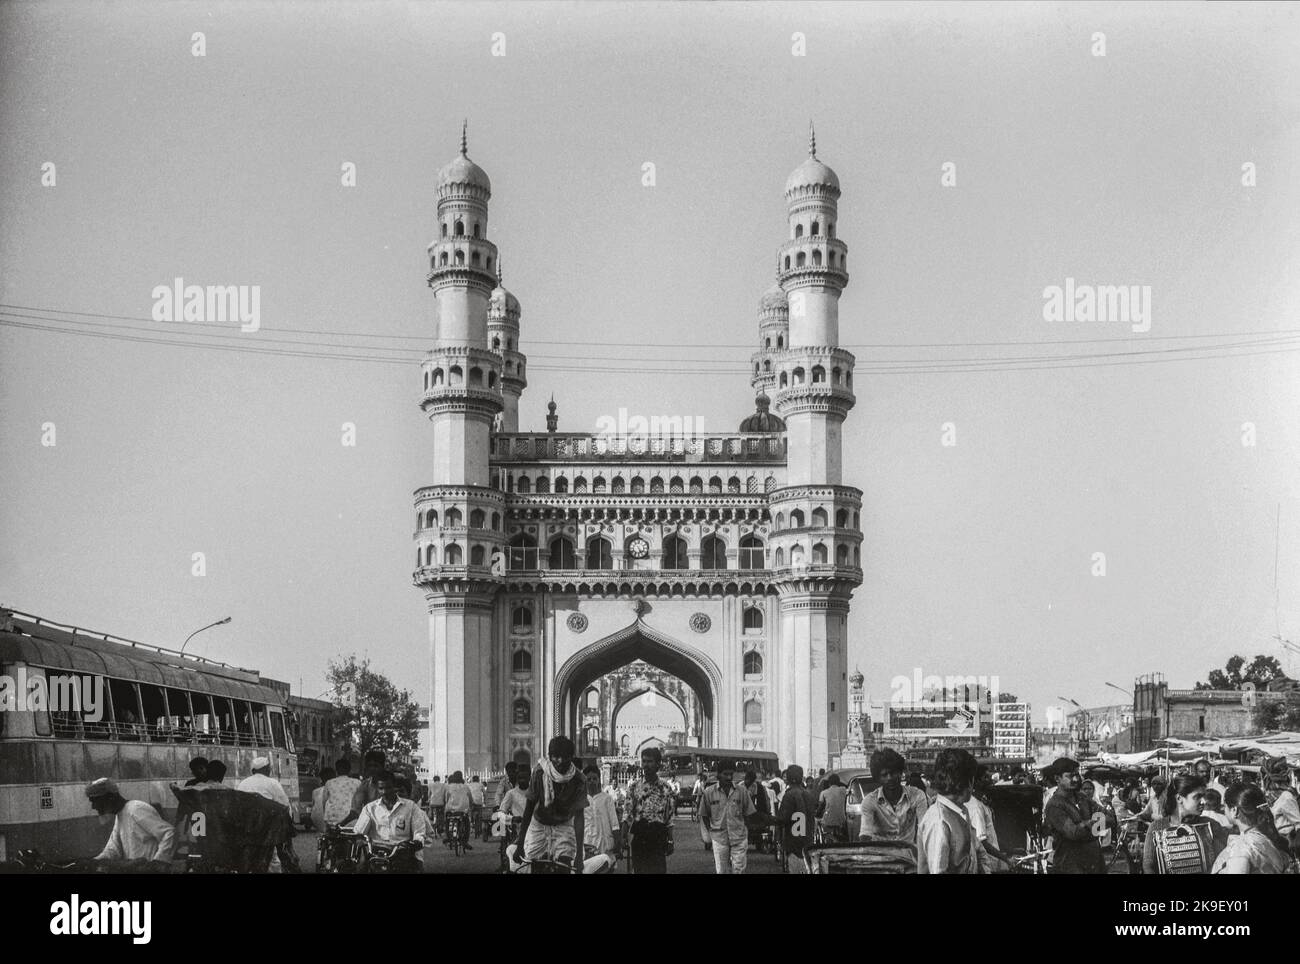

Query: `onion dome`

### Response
(849, 667, 865, 689)
(739, 394, 786, 433)
(759, 281, 788, 314)
(785, 122, 840, 195)
(437, 121, 491, 194)
(488, 259, 520, 318)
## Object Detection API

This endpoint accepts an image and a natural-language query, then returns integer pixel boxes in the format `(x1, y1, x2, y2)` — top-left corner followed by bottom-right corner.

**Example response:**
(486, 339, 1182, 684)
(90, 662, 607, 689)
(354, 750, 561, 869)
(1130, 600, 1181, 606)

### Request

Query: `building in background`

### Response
(1043, 705, 1067, 732)
(286, 694, 341, 776)
(1131, 672, 1298, 752)
(413, 127, 863, 773)
(1065, 703, 1134, 755)
(992, 701, 1032, 759)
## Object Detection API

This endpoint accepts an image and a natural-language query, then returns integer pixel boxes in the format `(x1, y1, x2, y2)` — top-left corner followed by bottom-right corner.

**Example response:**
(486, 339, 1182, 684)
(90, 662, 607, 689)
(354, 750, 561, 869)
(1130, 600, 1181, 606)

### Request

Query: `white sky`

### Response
(2, 1, 1298, 726)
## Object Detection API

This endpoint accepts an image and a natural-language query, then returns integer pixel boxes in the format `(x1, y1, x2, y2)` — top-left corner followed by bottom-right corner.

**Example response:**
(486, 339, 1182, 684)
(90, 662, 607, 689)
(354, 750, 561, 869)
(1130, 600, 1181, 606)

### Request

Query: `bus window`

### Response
(211, 697, 237, 746)
(231, 699, 253, 744)
(250, 702, 270, 747)
(138, 682, 167, 742)
(269, 710, 288, 750)
(163, 687, 193, 742)
(190, 692, 217, 743)
(107, 679, 144, 741)
(13, 665, 54, 737)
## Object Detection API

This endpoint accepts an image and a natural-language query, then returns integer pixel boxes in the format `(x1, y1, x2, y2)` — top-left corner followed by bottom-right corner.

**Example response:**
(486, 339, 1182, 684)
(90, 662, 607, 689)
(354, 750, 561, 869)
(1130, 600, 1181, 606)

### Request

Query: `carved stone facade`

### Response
(413, 127, 863, 774)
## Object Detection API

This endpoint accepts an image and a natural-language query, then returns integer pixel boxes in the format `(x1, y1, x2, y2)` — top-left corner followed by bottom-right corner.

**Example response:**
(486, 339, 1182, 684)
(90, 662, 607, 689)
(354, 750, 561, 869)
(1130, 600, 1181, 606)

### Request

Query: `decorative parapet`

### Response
(489, 433, 787, 464)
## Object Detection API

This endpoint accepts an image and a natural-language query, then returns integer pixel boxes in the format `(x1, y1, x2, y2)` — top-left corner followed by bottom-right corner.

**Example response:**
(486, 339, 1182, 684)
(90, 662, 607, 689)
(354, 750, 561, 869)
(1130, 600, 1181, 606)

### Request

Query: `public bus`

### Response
(0, 609, 298, 861)
(661, 746, 782, 807)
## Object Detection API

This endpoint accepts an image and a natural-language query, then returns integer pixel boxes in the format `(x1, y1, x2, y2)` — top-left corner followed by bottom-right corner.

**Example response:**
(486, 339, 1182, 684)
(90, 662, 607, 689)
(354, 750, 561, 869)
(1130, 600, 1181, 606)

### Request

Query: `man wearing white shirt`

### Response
(353, 771, 430, 871)
(238, 756, 293, 872)
(322, 758, 362, 827)
(238, 757, 291, 809)
(966, 769, 1013, 873)
(86, 777, 175, 864)
(917, 749, 982, 874)
(581, 765, 622, 873)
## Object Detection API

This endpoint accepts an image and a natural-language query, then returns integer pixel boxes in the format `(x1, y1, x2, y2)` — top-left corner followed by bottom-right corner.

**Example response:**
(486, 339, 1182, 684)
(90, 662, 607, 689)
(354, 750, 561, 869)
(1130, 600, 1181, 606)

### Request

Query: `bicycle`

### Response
(316, 825, 365, 874)
(445, 811, 471, 856)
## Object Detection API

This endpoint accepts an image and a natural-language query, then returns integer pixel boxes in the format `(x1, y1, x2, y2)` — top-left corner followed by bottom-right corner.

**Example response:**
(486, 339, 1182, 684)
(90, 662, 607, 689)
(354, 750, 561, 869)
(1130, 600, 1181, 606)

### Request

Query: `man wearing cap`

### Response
(238, 757, 294, 872)
(85, 778, 175, 865)
(1041, 758, 1104, 874)
(239, 756, 291, 809)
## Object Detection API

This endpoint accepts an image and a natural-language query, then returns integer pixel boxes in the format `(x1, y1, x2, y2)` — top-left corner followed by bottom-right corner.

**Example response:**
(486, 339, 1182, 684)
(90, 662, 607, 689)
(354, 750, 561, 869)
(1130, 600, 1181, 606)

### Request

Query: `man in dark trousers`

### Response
(1042, 757, 1104, 874)
(622, 746, 675, 873)
(775, 765, 816, 874)
(743, 769, 772, 850)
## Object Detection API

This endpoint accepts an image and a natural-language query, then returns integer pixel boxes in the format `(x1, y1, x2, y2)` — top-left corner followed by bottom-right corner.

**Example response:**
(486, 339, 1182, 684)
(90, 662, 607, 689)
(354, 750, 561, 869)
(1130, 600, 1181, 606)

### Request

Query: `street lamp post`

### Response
(180, 616, 232, 656)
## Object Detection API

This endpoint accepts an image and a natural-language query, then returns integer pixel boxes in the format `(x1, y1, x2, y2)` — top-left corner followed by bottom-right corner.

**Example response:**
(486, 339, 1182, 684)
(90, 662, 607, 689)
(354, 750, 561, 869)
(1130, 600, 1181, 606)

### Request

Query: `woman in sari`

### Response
(1211, 784, 1293, 874)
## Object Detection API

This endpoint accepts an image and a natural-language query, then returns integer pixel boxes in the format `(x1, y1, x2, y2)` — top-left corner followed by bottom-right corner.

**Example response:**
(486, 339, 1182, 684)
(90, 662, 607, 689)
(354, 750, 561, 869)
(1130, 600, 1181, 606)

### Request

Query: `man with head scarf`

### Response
(513, 735, 588, 869)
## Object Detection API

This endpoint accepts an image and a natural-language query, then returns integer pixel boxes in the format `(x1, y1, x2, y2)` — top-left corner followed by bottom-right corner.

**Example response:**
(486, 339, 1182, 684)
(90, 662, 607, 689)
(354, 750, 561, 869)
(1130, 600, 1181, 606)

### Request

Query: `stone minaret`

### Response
(414, 123, 507, 774)
(768, 124, 864, 768)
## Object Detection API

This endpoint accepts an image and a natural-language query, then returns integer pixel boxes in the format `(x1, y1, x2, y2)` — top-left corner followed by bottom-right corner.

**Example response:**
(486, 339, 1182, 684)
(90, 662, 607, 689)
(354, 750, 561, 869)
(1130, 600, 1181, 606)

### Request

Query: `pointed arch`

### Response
(553, 621, 721, 745)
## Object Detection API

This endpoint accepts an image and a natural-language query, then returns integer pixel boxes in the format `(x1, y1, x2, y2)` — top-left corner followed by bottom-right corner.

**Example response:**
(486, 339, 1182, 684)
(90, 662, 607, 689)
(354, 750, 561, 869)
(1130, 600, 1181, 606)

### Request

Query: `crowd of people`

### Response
(76, 739, 1299, 875)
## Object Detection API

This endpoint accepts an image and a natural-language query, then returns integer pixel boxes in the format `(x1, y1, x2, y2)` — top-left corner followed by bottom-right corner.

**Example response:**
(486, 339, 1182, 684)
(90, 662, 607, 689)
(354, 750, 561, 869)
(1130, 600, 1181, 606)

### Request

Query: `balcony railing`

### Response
(490, 433, 787, 463)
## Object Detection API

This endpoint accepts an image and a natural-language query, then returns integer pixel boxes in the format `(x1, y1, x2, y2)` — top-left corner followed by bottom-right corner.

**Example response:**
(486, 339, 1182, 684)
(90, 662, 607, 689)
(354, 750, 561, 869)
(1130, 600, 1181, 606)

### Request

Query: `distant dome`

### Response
(849, 668, 865, 688)
(489, 259, 519, 316)
(785, 124, 839, 195)
(489, 286, 519, 316)
(759, 282, 788, 313)
(785, 156, 839, 195)
(739, 394, 785, 433)
(437, 153, 491, 194)
(437, 123, 491, 194)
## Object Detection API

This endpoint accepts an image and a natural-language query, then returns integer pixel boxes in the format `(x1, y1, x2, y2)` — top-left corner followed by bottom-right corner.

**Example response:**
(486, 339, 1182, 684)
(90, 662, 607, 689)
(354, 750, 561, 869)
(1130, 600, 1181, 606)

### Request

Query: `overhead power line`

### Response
(3, 301, 1298, 351)
(3, 303, 1300, 375)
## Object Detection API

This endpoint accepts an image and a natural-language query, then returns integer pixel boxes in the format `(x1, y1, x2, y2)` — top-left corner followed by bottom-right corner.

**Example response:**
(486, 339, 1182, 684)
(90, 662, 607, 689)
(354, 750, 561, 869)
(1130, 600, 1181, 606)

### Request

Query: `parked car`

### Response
(825, 768, 877, 839)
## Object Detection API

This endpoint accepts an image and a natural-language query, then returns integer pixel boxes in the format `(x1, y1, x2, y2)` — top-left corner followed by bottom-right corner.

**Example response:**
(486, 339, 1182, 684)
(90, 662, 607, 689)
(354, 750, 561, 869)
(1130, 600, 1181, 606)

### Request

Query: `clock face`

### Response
(628, 538, 650, 559)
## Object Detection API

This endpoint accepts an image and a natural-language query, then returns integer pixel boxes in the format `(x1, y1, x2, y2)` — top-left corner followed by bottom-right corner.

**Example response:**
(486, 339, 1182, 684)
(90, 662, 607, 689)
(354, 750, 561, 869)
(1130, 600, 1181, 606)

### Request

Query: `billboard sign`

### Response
(887, 702, 983, 739)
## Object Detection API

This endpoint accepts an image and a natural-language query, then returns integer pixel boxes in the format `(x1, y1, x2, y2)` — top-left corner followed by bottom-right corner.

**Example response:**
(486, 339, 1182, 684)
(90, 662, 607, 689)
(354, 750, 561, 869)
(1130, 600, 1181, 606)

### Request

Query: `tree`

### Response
(326, 655, 421, 759)
(1194, 654, 1284, 691)
(1253, 697, 1300, 732)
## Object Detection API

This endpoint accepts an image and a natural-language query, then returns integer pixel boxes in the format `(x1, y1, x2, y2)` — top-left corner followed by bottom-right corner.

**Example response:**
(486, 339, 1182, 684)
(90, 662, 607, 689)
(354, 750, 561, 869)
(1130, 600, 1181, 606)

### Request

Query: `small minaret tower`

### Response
(750, 278, 788, 396)
(546, 395, 558, 433)
(768, 124, 864, 769)
(414, 123, 507, 775)
(488, 258, 527, 432)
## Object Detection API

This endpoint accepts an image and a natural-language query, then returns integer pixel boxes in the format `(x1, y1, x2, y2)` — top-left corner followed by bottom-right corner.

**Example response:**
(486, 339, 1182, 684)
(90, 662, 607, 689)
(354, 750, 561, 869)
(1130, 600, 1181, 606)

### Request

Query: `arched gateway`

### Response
(554, 620, 721, 746)
(412, 126, 863, 776)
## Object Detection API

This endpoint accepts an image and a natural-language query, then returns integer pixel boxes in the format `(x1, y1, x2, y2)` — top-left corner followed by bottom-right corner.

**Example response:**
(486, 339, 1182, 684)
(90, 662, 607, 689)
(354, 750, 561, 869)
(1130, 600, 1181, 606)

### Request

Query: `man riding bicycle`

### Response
(511, 735, 587, 872)
(444, 771, 474, 850)
(352, 770, 430, 873)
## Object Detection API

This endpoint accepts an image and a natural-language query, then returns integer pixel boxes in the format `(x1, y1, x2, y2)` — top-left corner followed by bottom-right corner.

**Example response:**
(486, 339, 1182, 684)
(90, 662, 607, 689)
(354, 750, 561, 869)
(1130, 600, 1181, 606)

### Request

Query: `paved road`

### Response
(293, 816, 1133, 875)
(294, 815, 786, 875)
